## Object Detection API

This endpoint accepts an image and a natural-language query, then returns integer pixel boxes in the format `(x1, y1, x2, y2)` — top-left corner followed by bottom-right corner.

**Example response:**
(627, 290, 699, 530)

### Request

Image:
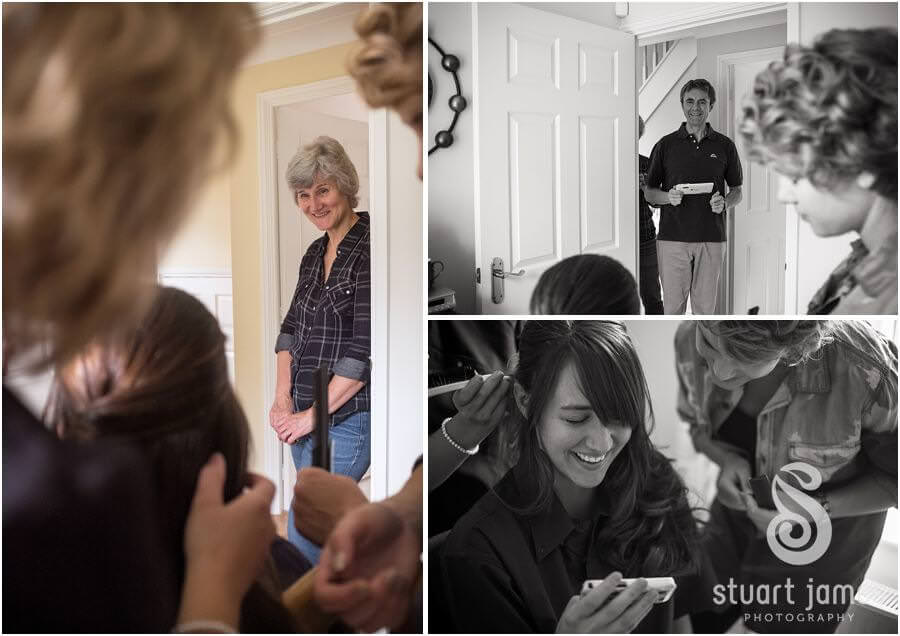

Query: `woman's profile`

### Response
(741, 28, 897, 314)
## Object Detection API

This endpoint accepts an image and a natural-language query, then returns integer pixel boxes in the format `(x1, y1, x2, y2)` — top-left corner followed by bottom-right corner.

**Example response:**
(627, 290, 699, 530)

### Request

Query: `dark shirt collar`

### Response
(504, 461, 612, 562)
(676, 122, 716, 139)
(310, 211, 369, 256)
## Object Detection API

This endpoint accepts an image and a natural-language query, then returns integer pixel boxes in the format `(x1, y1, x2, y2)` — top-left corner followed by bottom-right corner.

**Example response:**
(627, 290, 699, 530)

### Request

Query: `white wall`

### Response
(639, 59, 697, 157)
(428, 2, 477, 313)
(626, 320, 718, 507)
(792, 2, 898, 311)
(160, 173, 232, 272)
(522, 2, 618, 27)
(697, 24, 786, 130)
(381, 111, 425, 494)
(639, 24, 786, 157)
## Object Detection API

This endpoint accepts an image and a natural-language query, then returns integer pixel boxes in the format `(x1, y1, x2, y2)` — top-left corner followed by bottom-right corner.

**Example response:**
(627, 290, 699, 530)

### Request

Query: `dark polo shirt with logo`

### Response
(646, 122, 742, 243)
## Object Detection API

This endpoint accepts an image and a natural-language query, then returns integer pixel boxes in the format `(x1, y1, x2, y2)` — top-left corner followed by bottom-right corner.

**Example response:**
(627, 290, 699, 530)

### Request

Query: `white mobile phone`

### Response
(674, 182, 714, 195)
(580, 577, 677, 604)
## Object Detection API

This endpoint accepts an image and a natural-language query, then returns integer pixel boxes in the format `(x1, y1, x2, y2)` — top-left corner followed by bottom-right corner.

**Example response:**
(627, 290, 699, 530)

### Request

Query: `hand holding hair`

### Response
(179, 453, 277, 629)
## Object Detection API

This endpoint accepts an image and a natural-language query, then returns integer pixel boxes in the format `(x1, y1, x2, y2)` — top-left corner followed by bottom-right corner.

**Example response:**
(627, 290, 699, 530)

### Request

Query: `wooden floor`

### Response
(274, 512, 289, 539)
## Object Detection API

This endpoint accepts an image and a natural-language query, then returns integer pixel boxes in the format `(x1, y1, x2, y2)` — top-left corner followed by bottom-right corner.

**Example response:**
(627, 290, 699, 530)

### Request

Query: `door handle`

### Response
(491, 257, 525, 304)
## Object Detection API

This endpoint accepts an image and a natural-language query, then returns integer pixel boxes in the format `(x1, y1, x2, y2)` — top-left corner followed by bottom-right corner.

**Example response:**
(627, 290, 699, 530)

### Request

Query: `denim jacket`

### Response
(675, 321, 897, 499)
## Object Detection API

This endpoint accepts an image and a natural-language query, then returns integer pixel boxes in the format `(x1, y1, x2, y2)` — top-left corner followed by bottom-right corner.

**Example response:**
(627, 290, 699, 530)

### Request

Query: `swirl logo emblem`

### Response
(766, 462, 832, 566)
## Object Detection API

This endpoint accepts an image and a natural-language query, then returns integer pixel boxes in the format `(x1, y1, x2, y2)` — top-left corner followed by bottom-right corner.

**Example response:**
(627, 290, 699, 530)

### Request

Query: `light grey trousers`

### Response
(657, 240, 726, 314)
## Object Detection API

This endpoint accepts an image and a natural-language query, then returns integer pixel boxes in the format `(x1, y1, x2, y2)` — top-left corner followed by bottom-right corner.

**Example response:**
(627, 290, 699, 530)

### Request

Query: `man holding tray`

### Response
(644, 79, 743, 314)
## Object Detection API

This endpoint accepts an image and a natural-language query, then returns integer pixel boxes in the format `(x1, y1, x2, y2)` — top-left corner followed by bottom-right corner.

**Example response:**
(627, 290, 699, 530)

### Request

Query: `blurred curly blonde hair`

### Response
(3, 3, 259, 369)
(706, 321, 835, 366)
(346, 3, 422, 120)
(740, 28, 897, 200)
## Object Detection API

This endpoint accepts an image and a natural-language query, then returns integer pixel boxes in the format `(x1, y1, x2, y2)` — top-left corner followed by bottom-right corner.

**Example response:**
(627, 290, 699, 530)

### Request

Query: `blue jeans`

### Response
(287, 410, 371, 564)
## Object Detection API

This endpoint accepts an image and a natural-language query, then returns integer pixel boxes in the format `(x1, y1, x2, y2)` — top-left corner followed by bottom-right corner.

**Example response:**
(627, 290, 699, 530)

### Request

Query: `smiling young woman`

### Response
(436, 321, 713, 633)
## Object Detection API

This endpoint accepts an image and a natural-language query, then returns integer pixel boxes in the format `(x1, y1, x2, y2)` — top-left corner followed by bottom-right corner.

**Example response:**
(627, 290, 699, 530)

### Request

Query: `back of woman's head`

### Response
(48, 286, 249, 549)
(530, 255, 641, 315)
(3, 4, 260, 370)
(46, 285, 296, 631)
(508, 321, 698, 576)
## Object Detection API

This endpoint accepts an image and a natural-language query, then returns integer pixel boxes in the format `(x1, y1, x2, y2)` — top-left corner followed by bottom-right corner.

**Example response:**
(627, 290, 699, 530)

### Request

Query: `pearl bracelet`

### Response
(441, 417, 479, 456)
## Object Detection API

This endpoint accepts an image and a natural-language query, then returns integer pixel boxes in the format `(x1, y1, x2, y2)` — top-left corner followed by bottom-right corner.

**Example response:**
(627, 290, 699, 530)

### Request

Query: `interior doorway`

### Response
(258, 77, 376, 512)
(636, 14, 786, 314)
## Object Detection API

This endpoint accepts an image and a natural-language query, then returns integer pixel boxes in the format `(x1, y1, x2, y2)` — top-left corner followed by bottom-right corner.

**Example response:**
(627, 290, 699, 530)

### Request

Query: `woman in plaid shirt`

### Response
(270, 135, 371, 565)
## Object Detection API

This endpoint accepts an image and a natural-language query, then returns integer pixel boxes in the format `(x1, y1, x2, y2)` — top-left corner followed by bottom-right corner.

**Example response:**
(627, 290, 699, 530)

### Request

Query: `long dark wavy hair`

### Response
(503, 321, 700, 577)
(45, 286, 295, 632)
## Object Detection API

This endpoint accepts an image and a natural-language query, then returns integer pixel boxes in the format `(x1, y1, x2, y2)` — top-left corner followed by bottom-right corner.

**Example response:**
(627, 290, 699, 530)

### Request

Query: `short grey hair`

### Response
(285, 135, 360, 208)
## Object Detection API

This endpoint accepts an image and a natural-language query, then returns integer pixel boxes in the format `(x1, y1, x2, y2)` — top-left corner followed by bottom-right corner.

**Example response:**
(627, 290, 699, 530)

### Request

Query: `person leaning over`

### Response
(676, 320, 897, 633)
(644, 79, 743, 315)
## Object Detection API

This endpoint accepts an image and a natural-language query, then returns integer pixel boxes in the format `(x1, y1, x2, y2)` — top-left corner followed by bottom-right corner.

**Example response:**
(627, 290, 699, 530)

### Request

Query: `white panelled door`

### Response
(725, 50, 785, 314)
(474, 3, 637, 314)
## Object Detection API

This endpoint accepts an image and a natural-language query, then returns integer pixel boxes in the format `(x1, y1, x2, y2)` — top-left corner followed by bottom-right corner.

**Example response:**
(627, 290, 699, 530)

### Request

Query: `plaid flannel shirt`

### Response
(275, 212, 370, 421)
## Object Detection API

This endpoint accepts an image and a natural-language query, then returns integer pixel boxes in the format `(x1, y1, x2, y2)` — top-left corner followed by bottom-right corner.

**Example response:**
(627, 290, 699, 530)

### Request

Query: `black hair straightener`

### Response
(313, 363, 331, 471)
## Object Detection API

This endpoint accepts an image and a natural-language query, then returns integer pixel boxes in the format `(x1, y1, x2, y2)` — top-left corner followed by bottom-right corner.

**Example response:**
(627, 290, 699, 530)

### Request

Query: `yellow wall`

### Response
(160, 172, 232, 271)
(231, 43, 357, 473)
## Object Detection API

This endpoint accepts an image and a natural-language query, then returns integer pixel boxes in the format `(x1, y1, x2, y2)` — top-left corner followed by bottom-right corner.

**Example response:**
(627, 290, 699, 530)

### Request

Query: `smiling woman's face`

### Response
(295, 177, 352, 232)
(695, 323, 780, 389)
(533, 361, 632, 490)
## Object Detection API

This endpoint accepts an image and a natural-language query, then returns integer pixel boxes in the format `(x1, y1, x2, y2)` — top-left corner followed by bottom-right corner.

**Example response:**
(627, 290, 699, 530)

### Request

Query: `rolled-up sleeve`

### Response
(332, 252, 370, 380)
(275, 263, 306, 353)
(857, 344, 898, 502)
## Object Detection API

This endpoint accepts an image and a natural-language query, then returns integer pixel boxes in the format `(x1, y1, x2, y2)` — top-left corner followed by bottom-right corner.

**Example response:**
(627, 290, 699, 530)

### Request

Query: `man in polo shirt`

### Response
(645, 79, 743, 314)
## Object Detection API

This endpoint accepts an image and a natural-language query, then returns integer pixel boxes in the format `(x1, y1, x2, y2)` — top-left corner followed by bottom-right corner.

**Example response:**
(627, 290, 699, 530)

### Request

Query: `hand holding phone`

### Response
(557, 573, 659, 633)
(581, 577, 676, 604)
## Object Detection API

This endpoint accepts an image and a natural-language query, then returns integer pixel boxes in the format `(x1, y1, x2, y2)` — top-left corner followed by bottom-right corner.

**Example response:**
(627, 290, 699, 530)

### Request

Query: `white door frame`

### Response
(257, 76, 387, 512)
(716, 46, 785, 315)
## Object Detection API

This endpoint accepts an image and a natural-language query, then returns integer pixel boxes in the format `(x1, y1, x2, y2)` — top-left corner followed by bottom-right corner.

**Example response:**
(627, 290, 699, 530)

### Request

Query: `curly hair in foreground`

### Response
(3, 4, 259, 369)
(504, 321, 700, 577)
(347, 3, 422, 120)
(706, 320, 836, 366)
(740, 28, 897, 201)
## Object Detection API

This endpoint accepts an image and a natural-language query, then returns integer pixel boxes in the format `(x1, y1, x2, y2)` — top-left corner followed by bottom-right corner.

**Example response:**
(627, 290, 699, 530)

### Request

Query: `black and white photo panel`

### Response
(428, 319, 898, 634)
(427, 2, 897, 317)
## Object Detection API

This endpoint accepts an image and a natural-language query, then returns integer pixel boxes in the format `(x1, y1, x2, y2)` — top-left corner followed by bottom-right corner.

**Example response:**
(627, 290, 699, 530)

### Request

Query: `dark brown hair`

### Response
(504, 321, 699, 576)
(681, 78, 717, 106)
(46, 286, 294, 632)
(530, 255, 641, 315)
